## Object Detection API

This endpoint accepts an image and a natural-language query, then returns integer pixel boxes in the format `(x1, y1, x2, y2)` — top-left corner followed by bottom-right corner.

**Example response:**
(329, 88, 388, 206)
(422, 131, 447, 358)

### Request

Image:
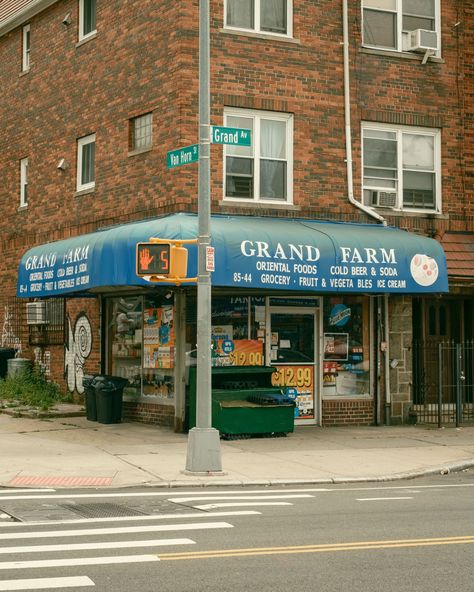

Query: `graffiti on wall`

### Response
(64, 313, 92, 394)
(34, 348, 51, 376)
(1, 305, 22, 355)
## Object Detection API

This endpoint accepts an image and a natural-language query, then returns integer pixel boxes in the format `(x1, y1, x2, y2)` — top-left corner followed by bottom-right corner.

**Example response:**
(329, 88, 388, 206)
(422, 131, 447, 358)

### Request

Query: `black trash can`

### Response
(82, 375, 97, 421)
(0, 348, 16, 379)
(93, 375, 129, 424)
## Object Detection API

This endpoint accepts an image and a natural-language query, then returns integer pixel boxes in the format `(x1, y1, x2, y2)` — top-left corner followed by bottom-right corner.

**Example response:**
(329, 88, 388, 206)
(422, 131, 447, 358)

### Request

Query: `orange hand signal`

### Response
(139, 248, 154, 271)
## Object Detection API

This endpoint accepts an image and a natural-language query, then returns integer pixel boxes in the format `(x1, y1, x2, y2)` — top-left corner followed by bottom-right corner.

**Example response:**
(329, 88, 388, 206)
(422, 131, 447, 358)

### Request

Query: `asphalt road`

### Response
(0, 471, 473, 591)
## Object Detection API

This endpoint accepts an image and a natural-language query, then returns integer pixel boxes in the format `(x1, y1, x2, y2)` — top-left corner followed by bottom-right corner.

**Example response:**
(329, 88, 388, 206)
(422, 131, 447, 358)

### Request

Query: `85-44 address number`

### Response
(233, 272, 252, 283)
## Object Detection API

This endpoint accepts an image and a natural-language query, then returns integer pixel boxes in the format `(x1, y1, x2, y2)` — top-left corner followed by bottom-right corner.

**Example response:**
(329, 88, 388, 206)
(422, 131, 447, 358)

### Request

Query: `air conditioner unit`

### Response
(407, 29, 438, 52)
(371, 191, 397, 208)
(26, 301, 49, 325)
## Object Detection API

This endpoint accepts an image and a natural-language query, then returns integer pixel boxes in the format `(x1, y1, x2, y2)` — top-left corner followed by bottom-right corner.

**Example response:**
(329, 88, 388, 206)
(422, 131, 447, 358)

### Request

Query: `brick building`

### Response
(0, 0, 472, 430)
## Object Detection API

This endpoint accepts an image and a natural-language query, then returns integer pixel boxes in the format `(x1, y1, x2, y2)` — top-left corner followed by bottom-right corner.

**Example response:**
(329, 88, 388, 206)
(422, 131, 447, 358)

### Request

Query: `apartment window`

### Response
(362, 123, 441, 212)
(22, 24, 30, 71)
(224, 109, 293, 203)
(362, 0, 439, 52)
(79, 0, 96, 40)
(20, 158, 28, 207)
(130, 113, 153, 152)
(77, 134, 96, 191)
(225, 0, 292, 36)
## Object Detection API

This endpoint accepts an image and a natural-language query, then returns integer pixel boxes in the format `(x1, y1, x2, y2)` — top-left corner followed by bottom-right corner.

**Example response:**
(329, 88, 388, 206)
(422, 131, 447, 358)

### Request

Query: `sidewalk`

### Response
(0, 408, 473, 489)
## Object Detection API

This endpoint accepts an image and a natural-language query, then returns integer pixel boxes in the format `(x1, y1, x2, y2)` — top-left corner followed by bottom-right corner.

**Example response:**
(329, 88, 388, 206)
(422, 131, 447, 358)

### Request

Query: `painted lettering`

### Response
(339, 247, 397, 265)
(240, 241, 320, 262)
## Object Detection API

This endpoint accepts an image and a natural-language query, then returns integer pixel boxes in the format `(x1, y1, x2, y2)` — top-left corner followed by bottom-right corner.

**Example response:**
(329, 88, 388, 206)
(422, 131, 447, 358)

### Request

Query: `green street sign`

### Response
(167, 144, 199, 168)
(211, 126, 251, 146)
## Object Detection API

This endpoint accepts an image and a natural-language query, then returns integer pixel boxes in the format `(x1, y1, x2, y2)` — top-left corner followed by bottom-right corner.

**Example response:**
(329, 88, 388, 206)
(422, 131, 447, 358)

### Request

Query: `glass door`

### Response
(267, 306, 318, 425)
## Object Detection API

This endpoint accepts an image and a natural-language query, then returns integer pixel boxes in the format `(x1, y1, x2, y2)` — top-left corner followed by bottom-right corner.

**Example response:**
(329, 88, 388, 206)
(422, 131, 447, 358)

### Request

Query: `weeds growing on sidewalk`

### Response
(0, 370, 72, 411)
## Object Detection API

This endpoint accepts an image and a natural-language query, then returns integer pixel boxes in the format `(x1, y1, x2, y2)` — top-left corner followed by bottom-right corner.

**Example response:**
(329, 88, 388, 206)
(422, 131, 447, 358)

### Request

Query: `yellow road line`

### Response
(158, 535, 474, 561)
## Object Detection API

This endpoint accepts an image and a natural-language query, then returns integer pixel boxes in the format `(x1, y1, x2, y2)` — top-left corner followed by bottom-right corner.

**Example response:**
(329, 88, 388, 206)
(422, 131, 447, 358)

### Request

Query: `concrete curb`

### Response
(113, 459, 474, 490)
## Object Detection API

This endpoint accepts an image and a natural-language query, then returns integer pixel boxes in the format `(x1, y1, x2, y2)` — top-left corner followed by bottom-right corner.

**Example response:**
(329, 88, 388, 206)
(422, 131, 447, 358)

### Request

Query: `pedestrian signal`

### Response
(136, 242, 188, 279)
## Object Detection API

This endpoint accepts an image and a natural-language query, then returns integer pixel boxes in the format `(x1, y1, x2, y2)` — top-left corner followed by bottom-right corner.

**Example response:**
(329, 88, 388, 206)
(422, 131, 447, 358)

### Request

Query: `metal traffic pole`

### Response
(185, 0, 222, 473)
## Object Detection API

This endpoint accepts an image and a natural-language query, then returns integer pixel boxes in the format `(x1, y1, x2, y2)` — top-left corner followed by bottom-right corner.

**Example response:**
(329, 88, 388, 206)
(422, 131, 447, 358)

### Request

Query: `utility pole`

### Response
(185, 0, 222, 473)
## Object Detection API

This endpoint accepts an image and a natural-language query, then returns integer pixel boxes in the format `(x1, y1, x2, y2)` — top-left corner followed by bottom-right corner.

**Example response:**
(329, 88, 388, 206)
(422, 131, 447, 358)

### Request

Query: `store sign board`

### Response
(16, 214, 448, 297)
(220, 229, 448, 294)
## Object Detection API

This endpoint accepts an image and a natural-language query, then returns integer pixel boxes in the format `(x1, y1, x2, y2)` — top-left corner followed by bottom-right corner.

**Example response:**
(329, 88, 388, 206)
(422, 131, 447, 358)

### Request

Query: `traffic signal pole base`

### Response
(185, 427, 224, 474)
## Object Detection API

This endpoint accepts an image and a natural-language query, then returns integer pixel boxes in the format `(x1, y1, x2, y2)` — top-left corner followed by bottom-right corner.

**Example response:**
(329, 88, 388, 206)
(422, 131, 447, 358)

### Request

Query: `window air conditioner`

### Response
(371, 191, 397, 208)
(407, 29, 438, 52)
(26, 301, 49, 325)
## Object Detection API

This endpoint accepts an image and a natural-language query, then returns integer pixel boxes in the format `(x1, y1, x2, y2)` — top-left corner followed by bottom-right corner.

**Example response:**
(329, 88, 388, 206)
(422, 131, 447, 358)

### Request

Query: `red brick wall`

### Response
(122, 401, 174, 427)
(322, 399, 374, 426)
(2, 0, 472, 260)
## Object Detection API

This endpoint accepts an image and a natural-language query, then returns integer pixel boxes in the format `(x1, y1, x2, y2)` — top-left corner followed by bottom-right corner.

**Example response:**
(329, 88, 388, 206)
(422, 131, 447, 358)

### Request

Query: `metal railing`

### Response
(413, 340, 474, 426)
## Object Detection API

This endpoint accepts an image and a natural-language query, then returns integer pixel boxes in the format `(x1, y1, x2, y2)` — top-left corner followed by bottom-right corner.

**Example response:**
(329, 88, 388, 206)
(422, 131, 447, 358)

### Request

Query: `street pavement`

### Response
(0, 407, 473, 489)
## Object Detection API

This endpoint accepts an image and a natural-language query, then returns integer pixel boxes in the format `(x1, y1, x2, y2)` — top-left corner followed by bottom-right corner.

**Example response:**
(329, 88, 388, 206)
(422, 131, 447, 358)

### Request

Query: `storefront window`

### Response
(142, 295, 175, 401)
(322, 296, 370, 397)
(106, 294, 175, 403)
(186, 295, 264, 367)
(108, 296, 143, 395)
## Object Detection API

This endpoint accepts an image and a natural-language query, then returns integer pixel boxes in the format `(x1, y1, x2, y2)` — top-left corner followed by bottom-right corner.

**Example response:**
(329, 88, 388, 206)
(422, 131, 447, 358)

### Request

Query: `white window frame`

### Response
(223, 108, 293, 205)
(224, 0, 293, 38)
(79, 0, 97, 41)
(361, 0, 440, 55)
(20, 158, 28, 207)
(77, 134, 96, 191)
(22, 24, 30, 71)
(361, 122, 441, 214)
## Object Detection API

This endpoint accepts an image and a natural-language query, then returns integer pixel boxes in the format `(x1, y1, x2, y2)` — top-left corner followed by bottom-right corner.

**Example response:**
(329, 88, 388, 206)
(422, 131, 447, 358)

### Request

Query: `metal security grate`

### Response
(61, 502, 148, 519)
(413, 340, 474, 426)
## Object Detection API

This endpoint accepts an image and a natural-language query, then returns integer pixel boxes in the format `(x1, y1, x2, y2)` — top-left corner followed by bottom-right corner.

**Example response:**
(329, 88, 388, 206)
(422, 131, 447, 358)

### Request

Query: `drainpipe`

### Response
(342, 0, 386, 226)
(342, 0, 391, 421)
(384, 293, 391, 424)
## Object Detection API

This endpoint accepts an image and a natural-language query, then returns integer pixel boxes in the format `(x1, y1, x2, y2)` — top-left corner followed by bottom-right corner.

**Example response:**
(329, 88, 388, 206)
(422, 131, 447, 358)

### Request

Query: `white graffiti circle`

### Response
(75, 316, 92, 359)
(64, 313, 92, 394)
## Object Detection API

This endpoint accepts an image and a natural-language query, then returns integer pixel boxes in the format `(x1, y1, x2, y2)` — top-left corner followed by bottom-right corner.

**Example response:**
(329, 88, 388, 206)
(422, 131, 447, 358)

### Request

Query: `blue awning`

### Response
(17, 213, 448, 297)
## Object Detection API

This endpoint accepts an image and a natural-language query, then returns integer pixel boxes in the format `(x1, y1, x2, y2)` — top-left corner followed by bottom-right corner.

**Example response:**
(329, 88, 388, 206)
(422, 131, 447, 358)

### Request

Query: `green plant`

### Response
(0, 369, 72, 411)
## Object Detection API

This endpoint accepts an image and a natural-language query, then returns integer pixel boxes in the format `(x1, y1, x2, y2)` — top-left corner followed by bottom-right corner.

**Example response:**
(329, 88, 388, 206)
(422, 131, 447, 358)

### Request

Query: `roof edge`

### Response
(0, 0, 58, 37)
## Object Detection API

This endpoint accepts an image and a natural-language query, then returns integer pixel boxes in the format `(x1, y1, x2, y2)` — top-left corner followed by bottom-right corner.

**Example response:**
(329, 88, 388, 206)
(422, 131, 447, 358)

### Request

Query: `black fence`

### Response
(413, 340, 474, 426)
(0, 297, 65, 353)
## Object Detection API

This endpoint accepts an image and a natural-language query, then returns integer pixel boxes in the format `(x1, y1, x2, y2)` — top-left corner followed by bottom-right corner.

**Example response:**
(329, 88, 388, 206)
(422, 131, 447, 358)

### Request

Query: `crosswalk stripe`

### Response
(0, 489, 326, 501)
(0, 521, 233, 540)
(194, 502, 292, 510)
(0, 576, 94, 590)
(0, 555, 159, 570)
(0, 510, 260, 528)
(169, 495, 314, 503)
(0, 538, 195, 554)
(356, 497, 414, 502)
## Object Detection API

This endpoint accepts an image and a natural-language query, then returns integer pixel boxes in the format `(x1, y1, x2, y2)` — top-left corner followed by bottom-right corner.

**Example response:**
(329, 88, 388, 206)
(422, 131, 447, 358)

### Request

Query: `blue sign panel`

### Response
(210, 216, 449, 294)
(17, 214, 449, 297)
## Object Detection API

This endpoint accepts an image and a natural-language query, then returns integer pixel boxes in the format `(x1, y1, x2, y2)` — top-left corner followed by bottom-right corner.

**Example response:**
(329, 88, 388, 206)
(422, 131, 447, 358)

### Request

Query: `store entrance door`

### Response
(267, 306, 318, 425)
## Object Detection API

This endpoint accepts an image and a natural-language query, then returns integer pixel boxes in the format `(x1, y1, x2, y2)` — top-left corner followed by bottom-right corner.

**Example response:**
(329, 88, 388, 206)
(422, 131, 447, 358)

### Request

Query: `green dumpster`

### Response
(187, 366, 294, 437)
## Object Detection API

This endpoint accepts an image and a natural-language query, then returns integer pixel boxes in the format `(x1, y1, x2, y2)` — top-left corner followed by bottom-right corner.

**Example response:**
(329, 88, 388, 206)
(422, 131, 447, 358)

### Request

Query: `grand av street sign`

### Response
(167, 128, 251, 168)
(211, 126, 251, 146)
(167, 144, 199, 168)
